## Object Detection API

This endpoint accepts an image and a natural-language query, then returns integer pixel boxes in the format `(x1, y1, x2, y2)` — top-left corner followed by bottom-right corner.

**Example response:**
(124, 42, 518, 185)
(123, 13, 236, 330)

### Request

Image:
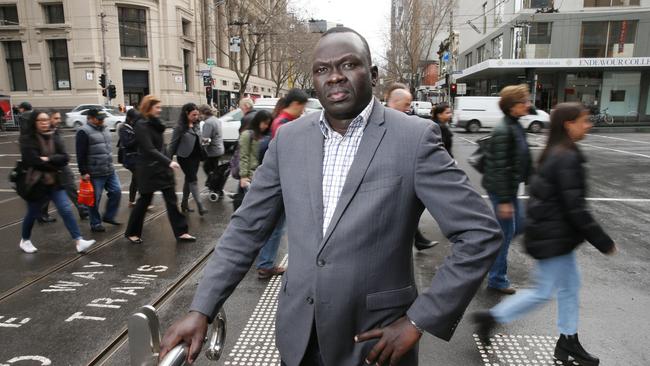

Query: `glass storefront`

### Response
(564, 71, 642, 118)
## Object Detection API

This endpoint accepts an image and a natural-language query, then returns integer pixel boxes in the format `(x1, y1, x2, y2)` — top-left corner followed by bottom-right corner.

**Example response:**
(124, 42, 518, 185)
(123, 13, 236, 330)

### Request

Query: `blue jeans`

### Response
(490, 251, 580, 335)
(488, 194, 524, 289)
(23, 189, 81, 240)
(89, 172, 121, 228)
(257, 214, 286, 270)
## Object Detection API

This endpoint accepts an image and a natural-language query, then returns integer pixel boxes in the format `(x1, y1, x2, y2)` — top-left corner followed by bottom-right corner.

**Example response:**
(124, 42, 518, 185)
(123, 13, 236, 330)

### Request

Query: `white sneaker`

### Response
(19, 239, 38, 253)
(76, 238, 96, 253)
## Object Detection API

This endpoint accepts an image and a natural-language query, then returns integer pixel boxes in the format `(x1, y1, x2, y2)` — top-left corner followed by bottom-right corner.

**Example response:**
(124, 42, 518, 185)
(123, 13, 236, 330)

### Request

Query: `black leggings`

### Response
(125, 187, 188, 238)
(128, 168, 138, 203)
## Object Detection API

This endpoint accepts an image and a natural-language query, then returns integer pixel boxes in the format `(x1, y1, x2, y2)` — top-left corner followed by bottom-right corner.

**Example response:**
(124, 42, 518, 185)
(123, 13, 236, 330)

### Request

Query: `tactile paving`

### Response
(474, 333, 579, 366)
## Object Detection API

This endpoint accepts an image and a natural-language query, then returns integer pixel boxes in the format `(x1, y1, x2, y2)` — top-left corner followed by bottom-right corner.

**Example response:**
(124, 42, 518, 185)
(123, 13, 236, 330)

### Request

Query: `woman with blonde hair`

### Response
(124, 95, 195, 243)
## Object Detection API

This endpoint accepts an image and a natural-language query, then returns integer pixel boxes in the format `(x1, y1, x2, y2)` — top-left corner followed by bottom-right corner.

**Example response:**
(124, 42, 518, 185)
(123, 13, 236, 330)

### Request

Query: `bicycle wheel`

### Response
(605, 114, 614, 124)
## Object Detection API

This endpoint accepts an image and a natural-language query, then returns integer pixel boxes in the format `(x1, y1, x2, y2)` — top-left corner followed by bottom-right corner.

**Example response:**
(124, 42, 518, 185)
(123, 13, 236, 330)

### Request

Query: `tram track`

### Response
(88, 244, 214, 366)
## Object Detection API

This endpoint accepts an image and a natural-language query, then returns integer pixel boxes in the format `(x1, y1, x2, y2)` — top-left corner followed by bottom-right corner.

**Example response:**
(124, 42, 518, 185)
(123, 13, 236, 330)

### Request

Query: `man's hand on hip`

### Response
(355, 316, 422, 365)
(159, 311, 209, 364)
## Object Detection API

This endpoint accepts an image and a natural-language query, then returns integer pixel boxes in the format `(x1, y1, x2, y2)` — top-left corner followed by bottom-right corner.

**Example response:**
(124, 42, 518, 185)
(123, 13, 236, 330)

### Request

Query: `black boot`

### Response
(554, 334, 600, 366)
(472, 311, 497, 345)
(414, 230, 439, 250)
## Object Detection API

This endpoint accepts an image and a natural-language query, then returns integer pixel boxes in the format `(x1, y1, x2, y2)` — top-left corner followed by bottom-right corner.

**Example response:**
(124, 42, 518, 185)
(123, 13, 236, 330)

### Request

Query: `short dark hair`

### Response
(321, 26, 372, 65)
(285, 88, 309, 106)
(432, 102, 450, 121)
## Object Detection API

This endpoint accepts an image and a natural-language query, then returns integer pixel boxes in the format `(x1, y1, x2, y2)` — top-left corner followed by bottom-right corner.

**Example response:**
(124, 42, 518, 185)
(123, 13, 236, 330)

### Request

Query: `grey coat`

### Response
(201, 116, 224, 157)
(190, 100, 502, 366)
(168, 124, 201, 158)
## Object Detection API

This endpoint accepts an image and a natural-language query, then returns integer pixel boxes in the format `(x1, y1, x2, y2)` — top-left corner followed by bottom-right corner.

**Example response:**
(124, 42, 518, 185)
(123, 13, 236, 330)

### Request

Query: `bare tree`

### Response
(212, 0, 289, 97)
(385, 0, 453, 94)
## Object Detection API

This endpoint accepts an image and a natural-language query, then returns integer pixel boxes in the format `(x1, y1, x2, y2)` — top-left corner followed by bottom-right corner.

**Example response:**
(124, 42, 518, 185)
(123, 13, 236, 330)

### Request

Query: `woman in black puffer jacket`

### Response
(474, 103, 617, 366)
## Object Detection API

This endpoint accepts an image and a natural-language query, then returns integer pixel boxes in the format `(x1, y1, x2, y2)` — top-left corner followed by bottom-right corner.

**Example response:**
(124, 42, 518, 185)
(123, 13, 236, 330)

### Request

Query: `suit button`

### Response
(306, 297, 314, 304)
(317, 259, 326, 267)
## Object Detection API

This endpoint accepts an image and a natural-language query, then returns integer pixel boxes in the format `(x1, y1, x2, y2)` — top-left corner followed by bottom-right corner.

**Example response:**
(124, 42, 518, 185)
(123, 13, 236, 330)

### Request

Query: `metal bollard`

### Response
(128, 305, 227, 366)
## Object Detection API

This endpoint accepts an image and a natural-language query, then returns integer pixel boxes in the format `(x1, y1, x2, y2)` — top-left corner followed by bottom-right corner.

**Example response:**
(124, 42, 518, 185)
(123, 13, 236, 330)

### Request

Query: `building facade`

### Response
(0, 0, 288, 119)
(451, 0, 650, 122)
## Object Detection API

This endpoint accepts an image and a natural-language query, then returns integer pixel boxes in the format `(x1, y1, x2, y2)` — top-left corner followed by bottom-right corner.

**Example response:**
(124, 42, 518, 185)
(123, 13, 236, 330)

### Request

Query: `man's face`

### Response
(312, 33, 378, 121)
(50, 113, 62, 127)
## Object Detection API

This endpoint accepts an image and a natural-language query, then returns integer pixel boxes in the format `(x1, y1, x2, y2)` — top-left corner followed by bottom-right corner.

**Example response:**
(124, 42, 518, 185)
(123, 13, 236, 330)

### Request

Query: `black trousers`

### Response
(125, 187, 188, 238)
(127, 167, 138, 203)
(203, 156, 220, 177)
(282, 326, 325, 366)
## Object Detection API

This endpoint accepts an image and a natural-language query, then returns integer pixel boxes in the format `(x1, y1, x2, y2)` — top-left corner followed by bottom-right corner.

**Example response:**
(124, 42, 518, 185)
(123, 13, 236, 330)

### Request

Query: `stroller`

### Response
(205, 161, 230, 202)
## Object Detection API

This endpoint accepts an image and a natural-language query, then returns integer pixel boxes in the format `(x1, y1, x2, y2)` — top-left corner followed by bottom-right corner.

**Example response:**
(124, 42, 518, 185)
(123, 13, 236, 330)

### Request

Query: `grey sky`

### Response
(288, 0, 392, 65)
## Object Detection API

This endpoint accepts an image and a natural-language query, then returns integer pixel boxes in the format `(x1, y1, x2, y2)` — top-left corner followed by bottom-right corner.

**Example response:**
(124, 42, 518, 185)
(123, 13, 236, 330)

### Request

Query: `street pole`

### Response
(100, 12, 109, 106)
(447, 6, 454, 106)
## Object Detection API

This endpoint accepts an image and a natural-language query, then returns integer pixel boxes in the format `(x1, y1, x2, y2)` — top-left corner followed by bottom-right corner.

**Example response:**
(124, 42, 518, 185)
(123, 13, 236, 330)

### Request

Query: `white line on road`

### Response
(479, 195, 650, 203)
(586, 133, 650, 145)
(578, 142, 650, 159)
(457, 136, 478, 145)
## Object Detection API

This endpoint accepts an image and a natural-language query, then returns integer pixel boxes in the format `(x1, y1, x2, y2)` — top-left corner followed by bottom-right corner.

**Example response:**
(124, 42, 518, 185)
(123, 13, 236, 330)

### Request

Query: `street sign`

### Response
(442, 52, 450, 63)
(229, 37, 241, 53)
(203, 75, 212, 87)
(457, 83, 467, 95)
(207, 58, 215, 66)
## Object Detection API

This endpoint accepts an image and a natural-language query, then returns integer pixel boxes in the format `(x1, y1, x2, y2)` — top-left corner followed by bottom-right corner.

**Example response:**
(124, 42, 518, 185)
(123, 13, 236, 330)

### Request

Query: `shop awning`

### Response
(457, 57, 650, 80)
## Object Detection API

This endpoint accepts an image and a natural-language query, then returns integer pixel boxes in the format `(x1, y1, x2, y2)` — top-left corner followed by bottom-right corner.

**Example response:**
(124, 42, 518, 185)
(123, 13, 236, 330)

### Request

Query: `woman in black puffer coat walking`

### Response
(473, 103, 617, 366)
(124, 95, 196, 244)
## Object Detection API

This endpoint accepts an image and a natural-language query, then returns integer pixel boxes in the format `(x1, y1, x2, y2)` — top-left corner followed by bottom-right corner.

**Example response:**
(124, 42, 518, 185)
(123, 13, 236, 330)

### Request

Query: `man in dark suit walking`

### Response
(161, 27, 502, 366)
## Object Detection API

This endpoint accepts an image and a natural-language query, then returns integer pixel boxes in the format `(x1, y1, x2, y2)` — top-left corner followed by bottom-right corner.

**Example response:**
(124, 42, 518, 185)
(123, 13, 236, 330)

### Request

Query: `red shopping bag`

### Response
(78, 179, 95, 207)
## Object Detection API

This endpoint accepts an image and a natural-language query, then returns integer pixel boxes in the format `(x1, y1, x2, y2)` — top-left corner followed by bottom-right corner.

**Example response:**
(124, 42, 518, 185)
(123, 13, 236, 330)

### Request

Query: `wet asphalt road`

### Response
(0, 127, 648, 366)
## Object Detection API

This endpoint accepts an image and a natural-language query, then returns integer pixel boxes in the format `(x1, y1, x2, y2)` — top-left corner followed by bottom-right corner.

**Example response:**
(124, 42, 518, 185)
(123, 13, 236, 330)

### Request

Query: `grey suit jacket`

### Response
(201, 116, 224, 157)
(190, 100, 502, 366)
(168, 124, 200, 158)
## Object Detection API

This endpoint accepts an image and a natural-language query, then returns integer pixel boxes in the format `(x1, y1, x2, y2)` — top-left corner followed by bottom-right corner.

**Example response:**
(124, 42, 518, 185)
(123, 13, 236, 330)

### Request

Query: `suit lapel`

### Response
(318, 102, 386, 253)
(306, 117, 325, 243)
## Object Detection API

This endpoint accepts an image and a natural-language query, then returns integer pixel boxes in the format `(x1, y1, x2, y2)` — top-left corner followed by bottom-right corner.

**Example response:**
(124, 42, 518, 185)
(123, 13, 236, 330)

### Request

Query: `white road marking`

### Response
(457, 136, 478, 145)
(479, 195, 650, 203)
(586, 133, 650, 145)
(578, 142, 650, 159)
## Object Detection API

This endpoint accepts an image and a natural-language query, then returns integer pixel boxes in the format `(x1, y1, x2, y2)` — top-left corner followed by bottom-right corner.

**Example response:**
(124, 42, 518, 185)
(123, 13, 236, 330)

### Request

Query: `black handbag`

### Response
(467, 135, 492, 174)
(9, 160, 47, 201)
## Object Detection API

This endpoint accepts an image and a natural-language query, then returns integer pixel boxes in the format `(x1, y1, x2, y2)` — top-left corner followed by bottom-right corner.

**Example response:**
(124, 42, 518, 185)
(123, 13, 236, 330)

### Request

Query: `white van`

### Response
(410, 101, 433, 118)
(453, 96, 549, 133)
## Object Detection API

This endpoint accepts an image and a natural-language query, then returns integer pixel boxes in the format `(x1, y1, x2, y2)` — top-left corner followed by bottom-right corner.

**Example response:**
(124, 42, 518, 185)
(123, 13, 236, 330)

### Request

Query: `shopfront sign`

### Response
(459, 57, 650, 79)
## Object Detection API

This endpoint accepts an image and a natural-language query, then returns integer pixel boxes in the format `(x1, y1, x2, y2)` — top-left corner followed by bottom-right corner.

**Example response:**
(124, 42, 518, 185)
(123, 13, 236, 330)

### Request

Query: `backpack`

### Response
(467, 135, 492, 174)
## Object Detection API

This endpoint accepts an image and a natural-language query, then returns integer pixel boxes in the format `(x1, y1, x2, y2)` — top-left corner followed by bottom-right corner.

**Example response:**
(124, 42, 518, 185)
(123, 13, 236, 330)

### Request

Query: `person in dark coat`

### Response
(481, 84, 534, 295)
(118, 109, 141, 206)
(17, 101, 33, 136)
(432, 102, 453, 158)
(18, 110, 96, 254)
(168, 103, 207, 215)
(40, 111, 89, 221)
(474, 103, 616, 366)
(124, 95, 196, 244)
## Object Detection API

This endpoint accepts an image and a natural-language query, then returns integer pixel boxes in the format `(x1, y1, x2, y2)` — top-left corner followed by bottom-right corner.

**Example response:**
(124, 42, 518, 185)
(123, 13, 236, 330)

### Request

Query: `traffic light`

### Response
(450, 83, 457, 97)
(99, 74, 106, 88)
(108, 84, 116, 99)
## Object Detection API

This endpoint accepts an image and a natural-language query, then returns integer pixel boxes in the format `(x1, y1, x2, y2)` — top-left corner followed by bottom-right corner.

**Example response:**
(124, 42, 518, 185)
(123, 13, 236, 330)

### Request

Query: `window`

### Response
(182, 19, 191, 37)
(4, 41, 27, 91)
(491, 35, 503, 59)
(527, 22, 552, 58)
(118, 7, 148, 58)
(477, 45, 487, 63)
(584, 0, 639, 6)
(183, 49, 191, 92)
(580, 20, 638, 57)
(523, 0, 553, 8)
(0, 5, 18, 26)
(48, 39, 71, 90)
(465, 52, 473, 68)
(43, 3, 65, 24)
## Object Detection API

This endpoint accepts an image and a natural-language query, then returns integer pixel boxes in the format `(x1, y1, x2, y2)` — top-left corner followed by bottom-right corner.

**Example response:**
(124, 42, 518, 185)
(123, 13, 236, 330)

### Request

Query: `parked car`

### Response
(219, 98, 322, 150)
(65, 106, 125, 131)
(453, 96, 550, 133)
(410, 101, 433, 118)
(70, 104, 105, 113)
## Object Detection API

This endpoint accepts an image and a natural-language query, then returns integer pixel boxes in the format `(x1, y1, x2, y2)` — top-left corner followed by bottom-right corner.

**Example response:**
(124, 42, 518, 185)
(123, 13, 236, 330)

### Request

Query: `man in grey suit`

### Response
(161, 27, 502, 366)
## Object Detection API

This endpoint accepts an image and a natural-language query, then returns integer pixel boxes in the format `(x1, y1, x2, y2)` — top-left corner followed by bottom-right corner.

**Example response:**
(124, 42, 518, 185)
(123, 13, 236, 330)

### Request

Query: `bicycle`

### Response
(590, 107, 614, 125)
